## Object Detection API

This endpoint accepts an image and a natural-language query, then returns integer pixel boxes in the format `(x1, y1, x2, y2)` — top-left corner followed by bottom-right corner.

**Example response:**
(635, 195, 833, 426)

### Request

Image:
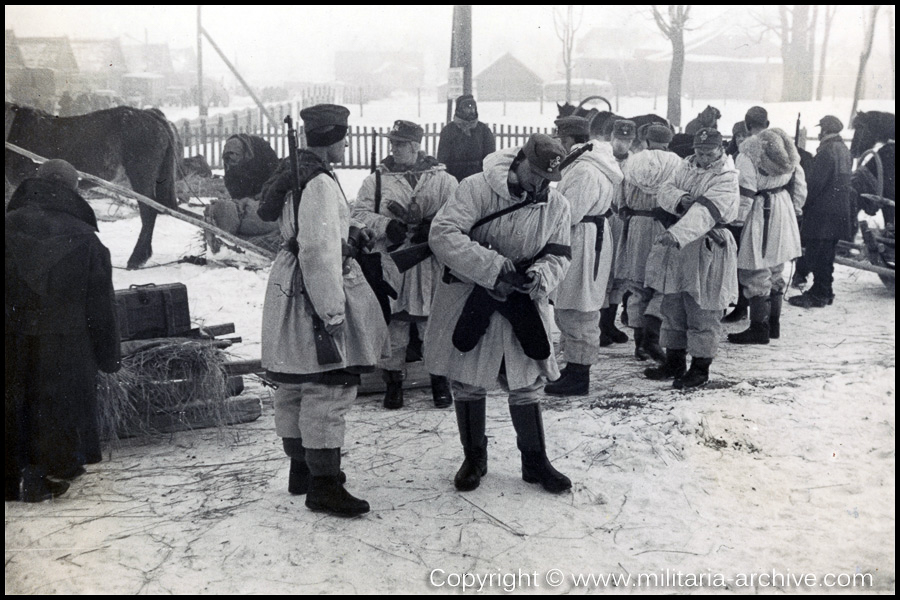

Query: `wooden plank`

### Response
(834, 256, 896, 278)
(117, 393, 262, 438)
(222, 358, 432, 394)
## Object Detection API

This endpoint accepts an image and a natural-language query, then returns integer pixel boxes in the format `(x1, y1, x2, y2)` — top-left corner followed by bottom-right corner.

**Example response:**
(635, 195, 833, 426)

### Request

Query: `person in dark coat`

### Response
(222, 134, 280, 201)
(789, 116, 852, 308)
(6, 159, 121, 502)
(205, 134, 281, 252)
(437, 95, 496, 182)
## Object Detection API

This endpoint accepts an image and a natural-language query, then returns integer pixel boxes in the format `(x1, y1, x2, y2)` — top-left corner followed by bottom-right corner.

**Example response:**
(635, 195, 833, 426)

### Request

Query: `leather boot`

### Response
(509, 404, 571, 493)
(544, 363, 590, 396)
(382, 369, 404, 409)
(727, 295, 770, 345)
(633, 328, 650, 361)
(430, 374, 453, 408)
(674, 356, 713, 389)
(454, 399, 488, 491)
(284, 438, 345, 495)
(644, 348, 687, 380)
(305, 448, 369, 517)
(722, 288, 749, 322)
(641, 316, 666, 363)
(21, 466, 69, 503)
(769, 291, 782, 340)
(599, 305, 629, 346)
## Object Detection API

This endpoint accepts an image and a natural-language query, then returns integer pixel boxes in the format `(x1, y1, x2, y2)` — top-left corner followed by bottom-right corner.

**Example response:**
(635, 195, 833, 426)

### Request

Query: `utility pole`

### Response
(197, 6, 207, 117)
(447, 5, 472, 123)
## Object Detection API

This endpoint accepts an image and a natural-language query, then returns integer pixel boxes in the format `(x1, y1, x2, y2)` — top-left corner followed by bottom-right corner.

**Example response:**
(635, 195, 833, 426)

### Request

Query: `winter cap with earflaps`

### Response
(36, 159, 80, 191)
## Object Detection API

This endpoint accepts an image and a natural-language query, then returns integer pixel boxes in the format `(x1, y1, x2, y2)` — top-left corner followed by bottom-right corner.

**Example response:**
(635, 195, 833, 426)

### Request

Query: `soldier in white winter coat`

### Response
(728, 126, 806, 345)
(615, 124, 682, 363)
(353, 120, 458, 409)
(425, 134, 573, 495)
(544, 116, 623, 396)
(260, 104, 388, 518)
(643, 128, 740, 389)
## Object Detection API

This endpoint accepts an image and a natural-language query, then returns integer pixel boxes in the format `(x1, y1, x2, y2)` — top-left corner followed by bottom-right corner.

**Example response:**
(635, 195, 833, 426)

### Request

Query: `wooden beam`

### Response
(6, 141, 276, 262)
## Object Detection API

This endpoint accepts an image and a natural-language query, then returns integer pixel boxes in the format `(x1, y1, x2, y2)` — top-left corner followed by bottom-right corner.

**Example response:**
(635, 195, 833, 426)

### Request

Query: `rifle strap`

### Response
(374, 170, 382, 214)
(471, 197, 536, 231)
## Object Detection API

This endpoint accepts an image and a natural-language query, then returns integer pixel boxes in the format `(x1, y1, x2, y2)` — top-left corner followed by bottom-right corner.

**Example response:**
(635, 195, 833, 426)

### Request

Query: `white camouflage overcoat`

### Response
(261, 173, 388, 374)
(614, 148, 684, 285)
(735, 145, 807, 270)
(551, 142, 623, 312)
(424, 148, 572, 390)
(353, 160, 458, 317)
(644, 154, 740, 311)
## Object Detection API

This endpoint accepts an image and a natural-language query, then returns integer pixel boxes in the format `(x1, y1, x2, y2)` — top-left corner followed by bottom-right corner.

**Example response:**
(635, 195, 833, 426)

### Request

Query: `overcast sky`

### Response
(4, 5, 888, 87)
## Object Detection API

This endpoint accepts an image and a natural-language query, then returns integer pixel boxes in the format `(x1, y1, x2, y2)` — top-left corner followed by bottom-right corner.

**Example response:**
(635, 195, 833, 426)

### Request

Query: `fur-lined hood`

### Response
(738, 128, 799, 176)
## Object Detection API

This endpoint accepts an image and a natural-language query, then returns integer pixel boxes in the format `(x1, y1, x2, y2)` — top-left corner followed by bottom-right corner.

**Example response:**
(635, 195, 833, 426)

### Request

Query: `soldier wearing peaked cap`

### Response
(615, 122, 683, 364)
(260, 103, 388, 518)
(789, 115, 851, 309)
(352, 119, 458, 410)
(643, 127, 741, 389)
(437, 95, 496, 182)
(425, 133, 573, 495)
(544, 116, 624, 396)
(596, 118, 636, 348)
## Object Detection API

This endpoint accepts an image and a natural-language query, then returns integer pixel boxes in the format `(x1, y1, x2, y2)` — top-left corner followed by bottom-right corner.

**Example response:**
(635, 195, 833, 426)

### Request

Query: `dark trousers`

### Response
(805, 238, 838, 300)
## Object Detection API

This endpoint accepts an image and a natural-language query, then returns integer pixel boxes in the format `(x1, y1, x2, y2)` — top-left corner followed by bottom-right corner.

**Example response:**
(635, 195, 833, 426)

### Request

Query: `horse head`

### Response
(851, 111, 896, 158)
(700, 105, 722, 128)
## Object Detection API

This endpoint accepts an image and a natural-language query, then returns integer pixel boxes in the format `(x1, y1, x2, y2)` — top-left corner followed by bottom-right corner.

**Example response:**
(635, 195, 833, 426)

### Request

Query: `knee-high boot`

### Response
(727, 295, 770, 345)
(454, 399, 488, 491)
(305, 448, 369, 517)
(382, 369, 404, 409)
(769, 291, 782, 340)
(509, 404, 571, 493)
(599, 305, 629, 346)
(641, 315, 666, 363)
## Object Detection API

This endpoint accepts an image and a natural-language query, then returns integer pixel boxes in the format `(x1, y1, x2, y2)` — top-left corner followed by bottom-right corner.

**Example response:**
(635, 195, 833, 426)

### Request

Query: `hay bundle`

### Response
(97, 340, 233, 439)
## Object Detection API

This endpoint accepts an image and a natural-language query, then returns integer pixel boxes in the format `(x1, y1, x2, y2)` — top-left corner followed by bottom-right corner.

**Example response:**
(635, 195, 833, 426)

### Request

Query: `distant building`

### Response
(8, 34, 78, 111)
(543, 78, 614, 104)
(576, 25, 782, 102)
(643, 30, 782, 102)
(69, 38, 128, 95)
(335, 51, 424, 100)
(475, 53, 543, 102)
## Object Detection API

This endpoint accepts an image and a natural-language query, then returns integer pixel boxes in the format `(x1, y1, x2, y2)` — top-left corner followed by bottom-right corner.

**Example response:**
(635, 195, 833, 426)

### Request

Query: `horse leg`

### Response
(127, 202, 158, 269)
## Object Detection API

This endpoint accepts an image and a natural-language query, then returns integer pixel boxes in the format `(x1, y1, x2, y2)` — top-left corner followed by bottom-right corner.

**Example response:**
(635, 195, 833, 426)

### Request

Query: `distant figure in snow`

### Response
(437, 94, 495, 182)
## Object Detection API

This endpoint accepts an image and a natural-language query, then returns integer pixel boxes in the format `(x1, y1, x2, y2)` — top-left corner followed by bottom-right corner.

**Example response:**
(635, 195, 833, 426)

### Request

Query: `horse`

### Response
(684, 105, 722, 135)
(556, 96, 670, 145)
(850, 111, 895, 227)
(5, 102, 179, 269)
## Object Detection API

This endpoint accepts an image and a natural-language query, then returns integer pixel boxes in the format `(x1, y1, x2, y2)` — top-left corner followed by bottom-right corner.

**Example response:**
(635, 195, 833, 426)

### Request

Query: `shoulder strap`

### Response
(293, 168, 335, 234)
(374, 170, 382, 214)
(471, 197, 535, 231)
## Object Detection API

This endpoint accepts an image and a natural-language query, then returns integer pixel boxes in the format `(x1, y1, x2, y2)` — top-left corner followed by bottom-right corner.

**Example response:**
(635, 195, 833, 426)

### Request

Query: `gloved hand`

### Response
(518, 270, 543, 298)
(678, 194, 694, 213)
(492, 259, 518, 300)
(385, 219, 408, 246)
(324, 318, 345, 337)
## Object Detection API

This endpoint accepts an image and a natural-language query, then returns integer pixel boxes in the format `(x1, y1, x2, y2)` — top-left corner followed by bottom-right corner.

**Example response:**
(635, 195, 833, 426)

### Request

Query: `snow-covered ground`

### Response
(5, 96, 896, 594)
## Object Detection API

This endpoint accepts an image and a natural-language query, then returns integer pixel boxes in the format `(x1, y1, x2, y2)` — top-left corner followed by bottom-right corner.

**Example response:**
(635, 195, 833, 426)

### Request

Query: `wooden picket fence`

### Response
(178, 106, 554, 170)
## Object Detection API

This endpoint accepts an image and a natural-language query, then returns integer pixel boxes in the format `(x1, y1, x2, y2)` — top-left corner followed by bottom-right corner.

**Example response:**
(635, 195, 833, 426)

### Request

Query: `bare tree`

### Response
(651, 5, 690, 129)
(815, 5, 839, 101)
(850, 5, 882, 125)
(553, 5, 584, 104)
(888, 5, 895, 100)
(752, 6, 817, 101)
